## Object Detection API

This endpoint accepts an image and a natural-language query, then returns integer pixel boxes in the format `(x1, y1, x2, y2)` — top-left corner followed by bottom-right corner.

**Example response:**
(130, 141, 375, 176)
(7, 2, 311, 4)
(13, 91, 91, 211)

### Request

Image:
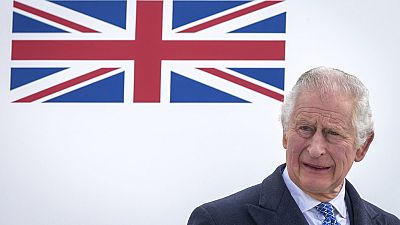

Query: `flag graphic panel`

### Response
(10, 0, 286, 103)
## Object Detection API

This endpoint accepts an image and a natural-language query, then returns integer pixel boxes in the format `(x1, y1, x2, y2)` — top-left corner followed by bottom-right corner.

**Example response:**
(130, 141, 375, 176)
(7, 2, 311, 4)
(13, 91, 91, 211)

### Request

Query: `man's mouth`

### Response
(303, 163, 331, 171)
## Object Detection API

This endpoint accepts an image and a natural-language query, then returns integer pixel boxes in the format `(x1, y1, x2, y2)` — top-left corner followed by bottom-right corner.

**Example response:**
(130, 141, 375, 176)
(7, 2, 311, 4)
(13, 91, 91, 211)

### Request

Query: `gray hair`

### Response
(280, 66, 374, 148)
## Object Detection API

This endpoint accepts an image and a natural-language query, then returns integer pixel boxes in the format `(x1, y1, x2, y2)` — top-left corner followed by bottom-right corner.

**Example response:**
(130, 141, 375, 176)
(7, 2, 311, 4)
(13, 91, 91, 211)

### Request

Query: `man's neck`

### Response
(303, 184, 343, 202)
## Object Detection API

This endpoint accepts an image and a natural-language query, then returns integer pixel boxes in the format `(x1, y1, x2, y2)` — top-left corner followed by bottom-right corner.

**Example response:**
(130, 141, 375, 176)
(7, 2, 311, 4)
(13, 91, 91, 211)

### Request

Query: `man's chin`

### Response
(298, 180, 333, 196)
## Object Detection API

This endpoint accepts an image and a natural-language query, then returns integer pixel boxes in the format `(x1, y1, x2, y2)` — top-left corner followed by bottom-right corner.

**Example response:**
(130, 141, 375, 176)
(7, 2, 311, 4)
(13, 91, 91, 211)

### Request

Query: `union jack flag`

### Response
(10, 0, 286, 103)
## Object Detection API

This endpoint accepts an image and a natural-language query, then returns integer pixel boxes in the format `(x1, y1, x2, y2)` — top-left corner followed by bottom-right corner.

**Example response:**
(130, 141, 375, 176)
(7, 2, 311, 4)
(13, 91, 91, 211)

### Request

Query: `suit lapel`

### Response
(247, 205, 278, 225)
(345, 180, 376, 225)
(247, 165, 308, 225)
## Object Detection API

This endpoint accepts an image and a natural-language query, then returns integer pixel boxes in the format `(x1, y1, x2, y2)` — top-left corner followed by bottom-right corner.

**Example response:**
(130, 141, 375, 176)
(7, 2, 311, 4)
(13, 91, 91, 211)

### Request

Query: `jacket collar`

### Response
(345, 180, 376, 225)
(247, 164, 309, 225)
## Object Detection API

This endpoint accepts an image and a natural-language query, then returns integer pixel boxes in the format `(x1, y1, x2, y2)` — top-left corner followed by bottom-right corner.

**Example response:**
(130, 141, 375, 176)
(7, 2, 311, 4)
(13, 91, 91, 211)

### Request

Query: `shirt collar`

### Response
(282, 167, 347, 218)
(330, 180, 347, 218)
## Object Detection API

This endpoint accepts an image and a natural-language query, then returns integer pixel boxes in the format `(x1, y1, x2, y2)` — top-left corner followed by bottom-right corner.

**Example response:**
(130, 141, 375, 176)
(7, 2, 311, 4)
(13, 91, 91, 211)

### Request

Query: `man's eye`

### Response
(299, 126, 313, 131)
(327, 130, 340, 136)
(297, 126, 315, 138)
(325, 130, 345, 142)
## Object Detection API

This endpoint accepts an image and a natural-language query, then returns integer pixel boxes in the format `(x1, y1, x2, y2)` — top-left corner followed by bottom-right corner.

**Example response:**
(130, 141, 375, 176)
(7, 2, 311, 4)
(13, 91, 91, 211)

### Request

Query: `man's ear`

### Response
(282, 133, 288, 149)
(355, 131, 374, 162)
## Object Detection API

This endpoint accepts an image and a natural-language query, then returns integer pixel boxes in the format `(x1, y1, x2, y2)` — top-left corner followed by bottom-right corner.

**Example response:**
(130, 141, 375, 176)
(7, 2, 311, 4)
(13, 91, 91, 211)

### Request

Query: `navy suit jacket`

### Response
(188, 164, 399, 225)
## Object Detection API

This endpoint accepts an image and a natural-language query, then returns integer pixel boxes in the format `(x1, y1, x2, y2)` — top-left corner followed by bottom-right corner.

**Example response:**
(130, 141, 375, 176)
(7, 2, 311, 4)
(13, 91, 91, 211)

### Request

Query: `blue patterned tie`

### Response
(315, 202, 341, 225)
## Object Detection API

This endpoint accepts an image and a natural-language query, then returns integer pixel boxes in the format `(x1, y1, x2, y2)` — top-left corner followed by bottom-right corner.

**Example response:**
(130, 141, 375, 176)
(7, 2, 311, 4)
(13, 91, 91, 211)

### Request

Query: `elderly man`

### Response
(187, 67, 399, 225)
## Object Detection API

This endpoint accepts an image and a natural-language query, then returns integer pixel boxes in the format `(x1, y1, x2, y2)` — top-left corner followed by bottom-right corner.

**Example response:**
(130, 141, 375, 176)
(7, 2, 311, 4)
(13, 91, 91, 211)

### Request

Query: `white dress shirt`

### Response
(282, 168, 349, 225)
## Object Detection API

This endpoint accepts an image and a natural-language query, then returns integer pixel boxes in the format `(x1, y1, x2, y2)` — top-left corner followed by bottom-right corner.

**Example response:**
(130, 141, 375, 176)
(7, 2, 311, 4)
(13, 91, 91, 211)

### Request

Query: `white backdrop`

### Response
(0, 1, 399, 225)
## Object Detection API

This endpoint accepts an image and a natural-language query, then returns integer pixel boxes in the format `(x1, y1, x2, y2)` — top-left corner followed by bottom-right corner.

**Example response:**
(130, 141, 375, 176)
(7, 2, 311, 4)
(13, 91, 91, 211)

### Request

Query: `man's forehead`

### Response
(293, 108, 351, 128)
(294, 90, 355, 115)
(294, 107, 347, 118)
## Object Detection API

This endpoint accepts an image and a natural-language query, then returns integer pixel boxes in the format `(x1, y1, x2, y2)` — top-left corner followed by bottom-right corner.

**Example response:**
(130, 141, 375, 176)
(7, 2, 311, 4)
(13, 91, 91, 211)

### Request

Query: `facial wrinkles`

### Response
(293, 107, 350, 133)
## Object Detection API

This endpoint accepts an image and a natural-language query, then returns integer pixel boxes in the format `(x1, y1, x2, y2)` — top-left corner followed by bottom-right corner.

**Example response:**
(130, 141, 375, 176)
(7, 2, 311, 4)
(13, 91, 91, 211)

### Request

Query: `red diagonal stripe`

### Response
(198, 68, 284, 102)
(14, 0, 98, 33)
(179, 1, 281, 33)
(14, 68, 118, 103)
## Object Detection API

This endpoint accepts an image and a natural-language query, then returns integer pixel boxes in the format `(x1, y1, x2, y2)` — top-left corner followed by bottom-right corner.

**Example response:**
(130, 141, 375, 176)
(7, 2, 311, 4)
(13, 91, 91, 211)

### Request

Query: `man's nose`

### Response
(307, 131, 327, 158)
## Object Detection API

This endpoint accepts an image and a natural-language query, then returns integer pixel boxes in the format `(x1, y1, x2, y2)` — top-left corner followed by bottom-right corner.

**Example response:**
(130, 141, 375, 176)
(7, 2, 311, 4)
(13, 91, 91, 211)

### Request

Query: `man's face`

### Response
(283, 91, 370, 198)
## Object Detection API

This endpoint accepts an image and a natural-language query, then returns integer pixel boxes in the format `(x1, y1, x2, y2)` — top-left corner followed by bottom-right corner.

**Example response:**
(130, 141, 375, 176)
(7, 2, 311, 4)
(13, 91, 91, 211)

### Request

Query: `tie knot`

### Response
(315, 202, 340, 225)
(316, 202, 334, 217)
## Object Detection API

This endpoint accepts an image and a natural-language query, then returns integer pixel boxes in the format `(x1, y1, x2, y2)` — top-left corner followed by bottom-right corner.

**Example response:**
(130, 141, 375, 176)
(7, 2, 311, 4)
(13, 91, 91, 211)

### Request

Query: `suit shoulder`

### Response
(206, 183, 261, 209)
(187, 184, 261, 225)
(362, 200, 400, 224)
